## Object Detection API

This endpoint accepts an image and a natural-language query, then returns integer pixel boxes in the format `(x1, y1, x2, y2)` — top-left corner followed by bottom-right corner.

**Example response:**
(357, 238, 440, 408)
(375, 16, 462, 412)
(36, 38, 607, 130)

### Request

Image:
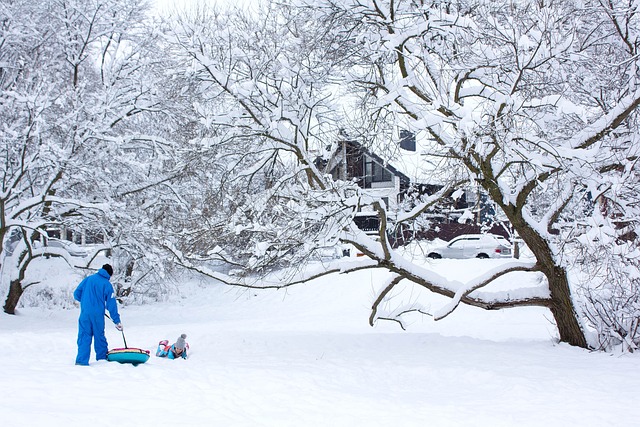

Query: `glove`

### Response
(115, 323, 123, 331)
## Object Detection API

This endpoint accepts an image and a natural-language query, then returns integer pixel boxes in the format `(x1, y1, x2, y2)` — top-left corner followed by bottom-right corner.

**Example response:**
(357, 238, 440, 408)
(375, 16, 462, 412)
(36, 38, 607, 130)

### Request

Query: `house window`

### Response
(399, 129, 416, 151)
(354, 215, 379, 233)
(364, 158, 392, 187)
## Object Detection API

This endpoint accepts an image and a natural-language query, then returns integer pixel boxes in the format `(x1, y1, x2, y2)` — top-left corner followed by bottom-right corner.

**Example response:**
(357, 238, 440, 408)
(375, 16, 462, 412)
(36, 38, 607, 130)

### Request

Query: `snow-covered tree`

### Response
(313, 0, 640, 349)
(0, 0, 171, 313)
(163, 0, 640, 350)
(160, 3, 358, 275)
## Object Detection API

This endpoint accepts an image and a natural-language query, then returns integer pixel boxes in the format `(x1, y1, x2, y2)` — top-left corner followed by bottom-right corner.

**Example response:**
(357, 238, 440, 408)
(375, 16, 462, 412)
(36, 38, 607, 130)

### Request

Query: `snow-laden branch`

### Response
(369, 273, 402, 326)
(568, 85, 640, 150)
(433, 262, 545, 320)
(165, 240, 379, 289)
(7, 194, 108, 220)
(395, 182, 466, 223)
(342, 225, 548, 316)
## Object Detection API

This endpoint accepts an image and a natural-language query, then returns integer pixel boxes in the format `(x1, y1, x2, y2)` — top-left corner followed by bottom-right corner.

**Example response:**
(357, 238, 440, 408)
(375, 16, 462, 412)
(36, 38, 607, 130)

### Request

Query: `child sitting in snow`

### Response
(156, 334, 188, 359)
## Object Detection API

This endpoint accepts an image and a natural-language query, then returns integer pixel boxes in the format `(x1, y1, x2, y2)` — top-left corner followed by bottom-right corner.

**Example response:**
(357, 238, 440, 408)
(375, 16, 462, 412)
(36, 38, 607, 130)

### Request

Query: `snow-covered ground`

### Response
(1, 256, 639, 426)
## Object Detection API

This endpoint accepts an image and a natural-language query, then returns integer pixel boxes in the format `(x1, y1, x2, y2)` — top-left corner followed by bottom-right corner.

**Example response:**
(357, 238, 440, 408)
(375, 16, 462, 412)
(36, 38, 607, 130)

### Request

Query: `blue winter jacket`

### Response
(156, 343, 188, 359)
(73, 268, 121, 324)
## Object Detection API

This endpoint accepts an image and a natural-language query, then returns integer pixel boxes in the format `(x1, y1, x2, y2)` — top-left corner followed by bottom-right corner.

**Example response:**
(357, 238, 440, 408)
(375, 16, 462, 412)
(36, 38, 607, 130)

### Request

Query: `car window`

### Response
(449, 239, 465, 248)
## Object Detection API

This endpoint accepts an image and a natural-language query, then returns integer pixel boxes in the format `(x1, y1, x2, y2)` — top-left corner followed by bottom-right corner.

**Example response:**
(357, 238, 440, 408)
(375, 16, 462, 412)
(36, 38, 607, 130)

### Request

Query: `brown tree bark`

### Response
(3, 280, 24, 315)
(505, 206, 588, 348)
(3, 249, 40, 315)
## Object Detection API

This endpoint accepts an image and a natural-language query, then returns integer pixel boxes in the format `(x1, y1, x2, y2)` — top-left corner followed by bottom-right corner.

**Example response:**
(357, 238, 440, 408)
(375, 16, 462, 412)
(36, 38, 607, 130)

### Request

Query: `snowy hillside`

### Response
(1, 257, 639, 427)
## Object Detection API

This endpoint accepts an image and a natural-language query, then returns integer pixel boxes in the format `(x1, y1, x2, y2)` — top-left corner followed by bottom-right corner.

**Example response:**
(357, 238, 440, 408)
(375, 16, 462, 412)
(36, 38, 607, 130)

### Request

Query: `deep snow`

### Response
(1, 256, 639, 426)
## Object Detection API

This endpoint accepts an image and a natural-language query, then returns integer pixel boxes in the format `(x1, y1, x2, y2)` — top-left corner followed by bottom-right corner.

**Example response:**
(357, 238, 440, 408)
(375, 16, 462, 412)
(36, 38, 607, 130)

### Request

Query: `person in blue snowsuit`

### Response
(73, 264, 122, 366)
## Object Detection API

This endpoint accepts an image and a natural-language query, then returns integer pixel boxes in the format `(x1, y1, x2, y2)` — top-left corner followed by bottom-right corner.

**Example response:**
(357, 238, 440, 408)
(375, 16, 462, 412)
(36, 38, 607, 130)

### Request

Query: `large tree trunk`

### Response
(545, 265, 587, 348)
(508, 212, 588, 348)
(3, 279, 24, 315)
(477, 168, 588, 347)
(3, 250, 37, 315)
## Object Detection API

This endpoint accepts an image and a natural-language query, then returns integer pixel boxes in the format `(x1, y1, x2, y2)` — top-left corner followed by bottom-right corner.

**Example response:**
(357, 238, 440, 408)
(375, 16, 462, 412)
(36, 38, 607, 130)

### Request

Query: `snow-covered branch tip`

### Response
(432, 263, 544, 320)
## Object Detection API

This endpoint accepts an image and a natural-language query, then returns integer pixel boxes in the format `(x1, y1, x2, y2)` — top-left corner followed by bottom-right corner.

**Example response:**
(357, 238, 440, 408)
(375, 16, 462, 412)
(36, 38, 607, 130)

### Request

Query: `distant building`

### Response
(322, 139, 411, 213)
(46, 227, 105, 245)
(318, 137, 508, 242)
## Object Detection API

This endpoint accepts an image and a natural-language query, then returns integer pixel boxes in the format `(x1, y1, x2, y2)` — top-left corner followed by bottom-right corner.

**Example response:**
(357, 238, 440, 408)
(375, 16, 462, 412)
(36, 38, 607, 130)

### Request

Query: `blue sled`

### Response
(106, 348, 150, 366)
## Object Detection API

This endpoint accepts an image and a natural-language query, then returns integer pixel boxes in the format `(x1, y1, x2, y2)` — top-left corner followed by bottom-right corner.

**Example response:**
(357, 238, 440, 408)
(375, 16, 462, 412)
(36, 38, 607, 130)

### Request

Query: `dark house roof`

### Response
(326, 140, 411, 189)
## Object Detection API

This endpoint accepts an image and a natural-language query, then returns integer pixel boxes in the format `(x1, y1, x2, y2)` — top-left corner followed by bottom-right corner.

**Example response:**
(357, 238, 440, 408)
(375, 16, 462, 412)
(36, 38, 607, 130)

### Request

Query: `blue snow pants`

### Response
(75, 314, 108, 365)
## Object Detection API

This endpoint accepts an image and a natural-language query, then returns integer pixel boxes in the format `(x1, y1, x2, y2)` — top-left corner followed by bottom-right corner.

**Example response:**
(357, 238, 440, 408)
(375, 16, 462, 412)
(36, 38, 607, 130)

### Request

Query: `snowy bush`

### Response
(18, 285, 78, 310)
(573, 235, 640, 353)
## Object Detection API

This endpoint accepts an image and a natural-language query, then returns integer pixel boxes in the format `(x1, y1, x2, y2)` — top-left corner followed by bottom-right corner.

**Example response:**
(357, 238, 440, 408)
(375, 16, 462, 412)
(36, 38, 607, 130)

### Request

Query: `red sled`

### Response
(106, 347, 150, 366)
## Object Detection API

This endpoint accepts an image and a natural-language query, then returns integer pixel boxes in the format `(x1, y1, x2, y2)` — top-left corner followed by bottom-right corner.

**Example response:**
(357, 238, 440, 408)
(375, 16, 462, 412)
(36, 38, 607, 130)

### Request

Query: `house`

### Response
(320, 137, 469, 215)
(322, 139, 411, 213)
(318, 135, 507, 241)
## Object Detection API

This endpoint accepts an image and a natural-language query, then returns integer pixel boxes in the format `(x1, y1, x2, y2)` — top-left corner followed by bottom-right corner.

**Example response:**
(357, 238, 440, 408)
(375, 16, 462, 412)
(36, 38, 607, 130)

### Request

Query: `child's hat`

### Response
(175, 334, 187, 350)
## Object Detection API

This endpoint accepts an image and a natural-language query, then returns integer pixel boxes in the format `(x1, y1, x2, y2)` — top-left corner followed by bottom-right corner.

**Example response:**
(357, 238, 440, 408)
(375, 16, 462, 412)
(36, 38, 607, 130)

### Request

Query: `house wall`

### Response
(359, 175, 402, 212)
(335, 141, 402, 211)
(369, 181, 394, 189)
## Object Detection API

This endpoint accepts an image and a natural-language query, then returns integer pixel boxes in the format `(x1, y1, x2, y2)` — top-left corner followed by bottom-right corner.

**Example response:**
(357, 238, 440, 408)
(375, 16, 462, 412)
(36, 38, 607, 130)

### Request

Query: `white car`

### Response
(427, 234, 512, 259)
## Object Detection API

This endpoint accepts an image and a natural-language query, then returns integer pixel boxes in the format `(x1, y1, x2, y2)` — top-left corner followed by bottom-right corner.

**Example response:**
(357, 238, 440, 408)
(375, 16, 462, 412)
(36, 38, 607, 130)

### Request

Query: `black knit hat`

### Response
(102, 264, 113, 277)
